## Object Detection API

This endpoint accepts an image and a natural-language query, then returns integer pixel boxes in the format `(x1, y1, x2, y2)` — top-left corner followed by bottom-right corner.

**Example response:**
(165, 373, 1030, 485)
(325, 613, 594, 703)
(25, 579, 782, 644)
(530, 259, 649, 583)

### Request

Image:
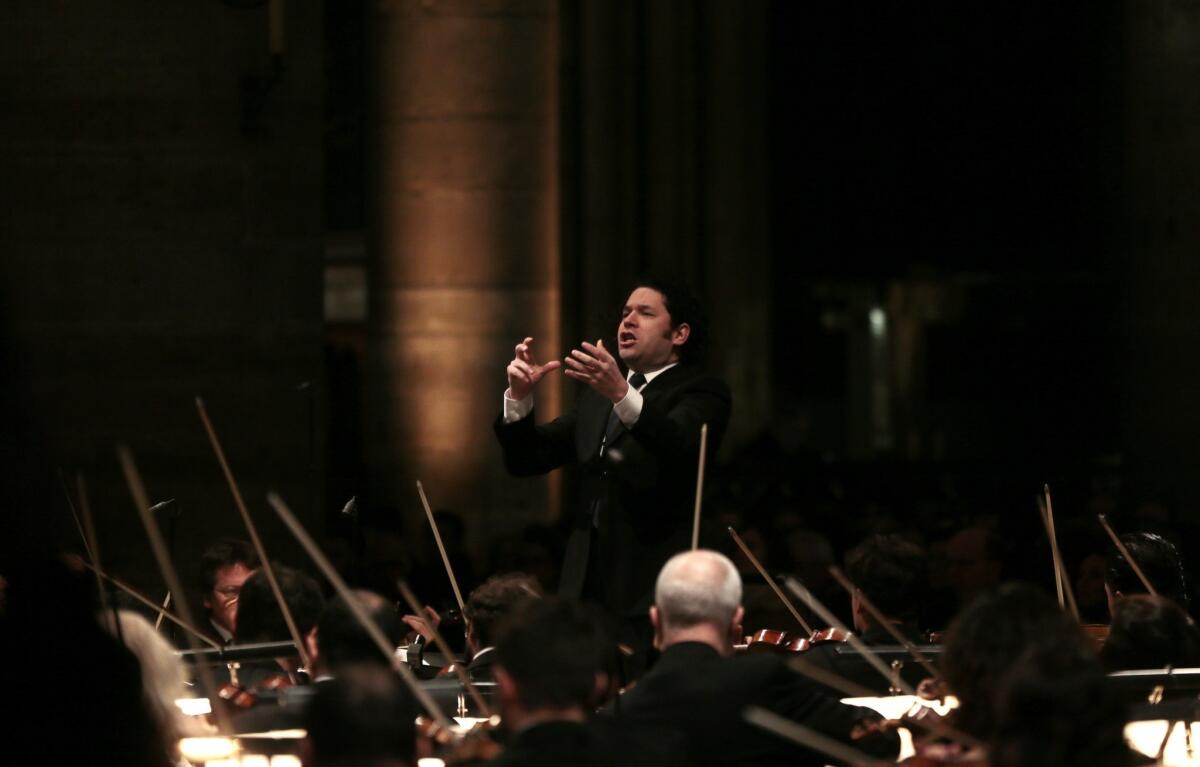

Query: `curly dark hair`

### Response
(465, 572, 542, 648)
(234, 563, 325, 643)
(1100, 593, 1200, 671)
(845, 533, 925, 622)
(198, 538, 259, 593)
(1105, 532, 1190, 612)
(942, 582, 1095, 740)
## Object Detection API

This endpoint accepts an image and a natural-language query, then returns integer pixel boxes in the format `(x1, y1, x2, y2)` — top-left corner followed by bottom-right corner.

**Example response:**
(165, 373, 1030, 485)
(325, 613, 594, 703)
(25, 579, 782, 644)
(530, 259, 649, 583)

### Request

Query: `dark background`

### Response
(2, 1, 1197, 615)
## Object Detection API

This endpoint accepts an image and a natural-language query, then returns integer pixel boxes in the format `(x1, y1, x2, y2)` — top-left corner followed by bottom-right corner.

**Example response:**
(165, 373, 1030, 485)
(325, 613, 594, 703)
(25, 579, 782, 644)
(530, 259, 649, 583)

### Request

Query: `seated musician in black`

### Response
(941, 582, 1096, 741)
(485, 598, 688, 767)
(1100, 593, 1200, 671)
(800, 533, 926, 693)
(463, 573, 542, 682)
(991, 635, 1132, 767)
(606, 550, 898, 766)
(198, 537, 259, 646)
(1104, 531, 1191, 617)
(232, 563, 325, 688)
(303, 664, 419, 767)
(233, 587, 407, 733)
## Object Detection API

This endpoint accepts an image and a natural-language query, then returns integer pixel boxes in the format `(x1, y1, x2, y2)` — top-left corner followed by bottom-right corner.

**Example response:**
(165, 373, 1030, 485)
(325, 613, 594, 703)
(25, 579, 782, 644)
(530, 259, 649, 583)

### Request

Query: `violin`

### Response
(417, 716, 503, 765)
(741, 626, 852, 654)
(216, 672, 302, 710)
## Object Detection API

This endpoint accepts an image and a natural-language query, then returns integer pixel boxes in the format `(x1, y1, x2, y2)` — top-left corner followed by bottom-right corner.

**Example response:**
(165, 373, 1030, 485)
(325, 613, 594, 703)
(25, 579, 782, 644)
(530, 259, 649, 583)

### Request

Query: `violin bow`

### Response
(154, 591, 172, 632)
(196, 397, 313, 671)
(77, 560, 219, 648)
(743, 706, 892, 767)
(728, 526, 814, 635)
(782, 576, 984, 751)
(74, 474, 113, 627)
(787, 656, 877, 699)
(397, 579, 492, 718)
(782, 576, 915, 696)
(416, 480, 466, 614)
(266, 491, 454, 730)
(1038, 484, 1080, 620)
(827, 565, 942, 683)
(1098, 513, 1158, 596)
(691, 423, 708, 551)
(58, 467, 95, 561)
(119, 446, 233, 735)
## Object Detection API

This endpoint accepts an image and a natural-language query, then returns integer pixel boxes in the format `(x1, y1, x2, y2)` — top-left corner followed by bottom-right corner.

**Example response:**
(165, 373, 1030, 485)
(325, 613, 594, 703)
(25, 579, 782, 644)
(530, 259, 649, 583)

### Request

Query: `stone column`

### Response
(369, 0, 561, 554)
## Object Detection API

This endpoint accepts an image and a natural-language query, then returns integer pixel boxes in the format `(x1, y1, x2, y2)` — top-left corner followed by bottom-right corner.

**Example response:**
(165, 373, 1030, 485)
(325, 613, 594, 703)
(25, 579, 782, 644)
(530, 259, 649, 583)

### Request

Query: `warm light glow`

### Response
(240, 756, 270, 767)
(840, 694, 957, 721)
(235, 730, 307, 740)
(1126, 721, 1200, 765)
(175, 697, 212, 716)
(270, 757, 302, 767)
(417, 759, 446, 767)
(869, 306, 887, 337)
(178, 737, 238, 761)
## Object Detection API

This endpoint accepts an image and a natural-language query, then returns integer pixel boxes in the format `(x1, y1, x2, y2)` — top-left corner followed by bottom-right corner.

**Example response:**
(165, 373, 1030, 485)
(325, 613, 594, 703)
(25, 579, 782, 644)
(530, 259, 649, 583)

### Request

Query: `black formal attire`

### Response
(484, 718, 690, 767)
(494, 364, 731, 620)
(605, 642, 899, 767)
(467, 646, 497, 682)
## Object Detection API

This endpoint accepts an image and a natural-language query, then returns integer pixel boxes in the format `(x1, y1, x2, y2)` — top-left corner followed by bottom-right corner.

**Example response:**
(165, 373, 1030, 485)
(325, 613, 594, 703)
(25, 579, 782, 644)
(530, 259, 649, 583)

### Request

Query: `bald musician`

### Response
(495, 279, 731, 671)
(606, 550, 899, 766)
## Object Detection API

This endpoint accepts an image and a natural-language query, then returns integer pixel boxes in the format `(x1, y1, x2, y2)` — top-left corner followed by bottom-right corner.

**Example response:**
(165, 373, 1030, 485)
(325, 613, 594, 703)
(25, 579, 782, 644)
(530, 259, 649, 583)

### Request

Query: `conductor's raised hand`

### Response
(506, 336, 562, 401)
(564, 339, 628, 403)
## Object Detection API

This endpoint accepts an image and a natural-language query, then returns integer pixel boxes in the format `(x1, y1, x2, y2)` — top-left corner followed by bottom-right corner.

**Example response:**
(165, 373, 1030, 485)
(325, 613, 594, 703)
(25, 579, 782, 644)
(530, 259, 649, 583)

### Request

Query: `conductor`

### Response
(495, 279, 731, 663)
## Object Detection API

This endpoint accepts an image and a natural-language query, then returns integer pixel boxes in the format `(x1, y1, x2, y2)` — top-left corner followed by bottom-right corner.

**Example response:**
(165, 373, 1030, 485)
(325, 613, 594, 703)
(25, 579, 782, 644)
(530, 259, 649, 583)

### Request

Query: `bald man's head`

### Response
(654, 550, 742, 632)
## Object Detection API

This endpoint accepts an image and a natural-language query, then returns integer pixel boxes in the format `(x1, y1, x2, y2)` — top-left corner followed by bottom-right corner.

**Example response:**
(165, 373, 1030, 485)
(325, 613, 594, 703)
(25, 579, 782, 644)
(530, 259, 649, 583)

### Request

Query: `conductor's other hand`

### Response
(506, 336, 562, 401)
(564, 339, 629, 403)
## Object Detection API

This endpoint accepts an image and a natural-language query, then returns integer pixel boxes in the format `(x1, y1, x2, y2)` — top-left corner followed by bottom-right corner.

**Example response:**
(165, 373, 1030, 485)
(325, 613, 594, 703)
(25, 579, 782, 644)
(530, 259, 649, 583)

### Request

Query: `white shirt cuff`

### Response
(503, 390, 533, 423)
(612, 385, 644, 427)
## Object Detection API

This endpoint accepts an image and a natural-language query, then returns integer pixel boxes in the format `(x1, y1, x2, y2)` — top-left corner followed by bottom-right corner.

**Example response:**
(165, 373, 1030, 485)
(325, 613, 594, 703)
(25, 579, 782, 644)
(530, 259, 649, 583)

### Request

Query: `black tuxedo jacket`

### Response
(604, 642, 899, 767)
(495, 364, 731, 616)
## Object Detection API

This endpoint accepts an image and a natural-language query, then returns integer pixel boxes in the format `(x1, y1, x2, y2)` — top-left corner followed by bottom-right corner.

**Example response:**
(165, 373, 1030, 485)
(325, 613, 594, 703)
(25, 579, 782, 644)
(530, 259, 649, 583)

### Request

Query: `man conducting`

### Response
(495, 279, 731, 665)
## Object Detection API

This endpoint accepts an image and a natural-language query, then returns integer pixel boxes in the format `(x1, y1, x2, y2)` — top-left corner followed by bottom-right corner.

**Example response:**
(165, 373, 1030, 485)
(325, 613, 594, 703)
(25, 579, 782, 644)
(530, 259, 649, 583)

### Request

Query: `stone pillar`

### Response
(369, 0, 561, 554)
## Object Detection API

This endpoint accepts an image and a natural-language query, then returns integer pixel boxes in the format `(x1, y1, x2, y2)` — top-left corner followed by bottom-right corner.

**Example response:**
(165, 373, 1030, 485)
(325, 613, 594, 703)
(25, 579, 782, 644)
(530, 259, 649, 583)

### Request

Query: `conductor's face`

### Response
(617, 286, 689, 373)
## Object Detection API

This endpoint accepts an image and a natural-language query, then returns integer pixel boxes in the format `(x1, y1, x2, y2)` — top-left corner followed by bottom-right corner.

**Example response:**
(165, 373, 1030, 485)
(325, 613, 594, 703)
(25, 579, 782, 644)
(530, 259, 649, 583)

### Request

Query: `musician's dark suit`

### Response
(494, 363, 731, 619)
(604, 642, 900, 767)
(483, 719, 691, 767)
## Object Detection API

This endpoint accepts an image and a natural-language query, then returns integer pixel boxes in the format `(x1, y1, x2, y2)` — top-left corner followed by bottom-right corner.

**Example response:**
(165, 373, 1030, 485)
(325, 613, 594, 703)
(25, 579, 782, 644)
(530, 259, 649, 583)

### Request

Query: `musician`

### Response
(234, 563, 324, 686)
(1099, 594, 1200, 671)
(944, 526, 1005, 611)
(234, 589, 406, 735)
(1104, 531, 1191, 616)
(991, 639, 1132, 767)
(303, 664, 419, 767)
(486, 598, 688, 766)
(606, 550, 899, 766)
(941, 582, 1094, 740)
(801, 534, 926, 692)
(463, 573, 542, 682)
(198, 538, 259, 644)
(495, 279, 732, 669)
(315, 589, 409, 677)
